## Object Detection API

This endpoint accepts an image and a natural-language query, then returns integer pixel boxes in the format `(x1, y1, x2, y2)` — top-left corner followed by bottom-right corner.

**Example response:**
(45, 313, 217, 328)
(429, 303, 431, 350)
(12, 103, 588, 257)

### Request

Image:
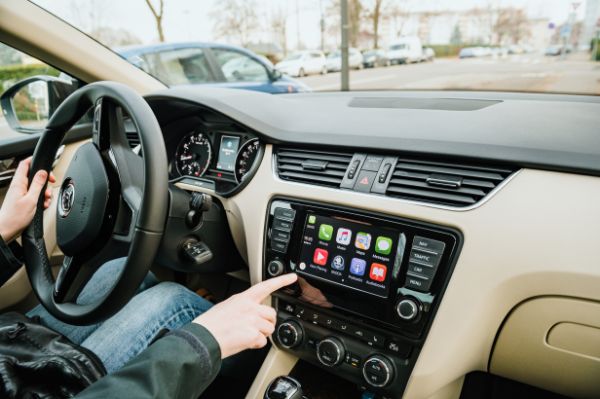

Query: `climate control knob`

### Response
(362, 355, 394, 388)
(276, 320, 303, 349)
(396, 297, 420, 321)
(316, 337, 345, 367)
(267, 260, 285, 277)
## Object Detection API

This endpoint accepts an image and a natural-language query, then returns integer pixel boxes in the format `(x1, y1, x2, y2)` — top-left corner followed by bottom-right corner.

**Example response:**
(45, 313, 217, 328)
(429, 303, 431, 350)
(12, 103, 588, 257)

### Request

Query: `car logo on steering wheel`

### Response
(58, 180, 75, 218)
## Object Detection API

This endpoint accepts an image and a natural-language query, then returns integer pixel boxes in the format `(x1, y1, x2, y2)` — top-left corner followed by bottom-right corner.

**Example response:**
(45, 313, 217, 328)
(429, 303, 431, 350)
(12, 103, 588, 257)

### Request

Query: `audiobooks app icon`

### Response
(369, 263, 387, 282)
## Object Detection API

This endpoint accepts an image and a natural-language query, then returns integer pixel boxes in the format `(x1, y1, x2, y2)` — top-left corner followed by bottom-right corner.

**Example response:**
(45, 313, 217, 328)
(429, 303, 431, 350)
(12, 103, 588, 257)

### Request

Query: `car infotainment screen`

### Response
(216, 135, 240, 171)
(297, 213, 403, 298)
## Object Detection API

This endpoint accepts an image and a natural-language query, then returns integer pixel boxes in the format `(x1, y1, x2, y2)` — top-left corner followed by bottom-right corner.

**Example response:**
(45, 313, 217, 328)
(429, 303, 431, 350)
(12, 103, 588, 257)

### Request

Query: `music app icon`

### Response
(336, 228, 352, 245)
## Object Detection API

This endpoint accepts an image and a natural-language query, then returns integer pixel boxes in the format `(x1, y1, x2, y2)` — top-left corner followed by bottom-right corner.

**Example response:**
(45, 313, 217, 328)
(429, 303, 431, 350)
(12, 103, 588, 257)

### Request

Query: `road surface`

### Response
(298, 52, 600, 95)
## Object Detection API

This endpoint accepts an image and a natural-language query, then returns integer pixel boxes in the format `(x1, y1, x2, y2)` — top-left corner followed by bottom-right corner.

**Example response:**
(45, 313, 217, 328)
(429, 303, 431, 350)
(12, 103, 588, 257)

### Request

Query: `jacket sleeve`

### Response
(76, 323, 222, 399)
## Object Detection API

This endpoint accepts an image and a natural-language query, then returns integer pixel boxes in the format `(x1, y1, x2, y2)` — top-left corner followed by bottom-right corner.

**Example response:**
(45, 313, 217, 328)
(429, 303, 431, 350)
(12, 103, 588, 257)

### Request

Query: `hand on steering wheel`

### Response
(23, 82, 169, 325)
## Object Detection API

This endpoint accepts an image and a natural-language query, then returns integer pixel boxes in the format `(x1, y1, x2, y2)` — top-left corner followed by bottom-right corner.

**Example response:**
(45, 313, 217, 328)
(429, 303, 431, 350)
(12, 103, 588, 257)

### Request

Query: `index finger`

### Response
(247, 273, 297, 302)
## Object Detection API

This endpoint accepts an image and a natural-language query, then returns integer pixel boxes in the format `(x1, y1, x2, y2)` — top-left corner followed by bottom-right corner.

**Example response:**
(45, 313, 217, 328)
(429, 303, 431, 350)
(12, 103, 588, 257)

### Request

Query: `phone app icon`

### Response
(336, 228, 352, 245)
(375, 236, 393, 255)
(349, 258, 367, 276)
(318, 224, 334, 241)
(313, 248, 328, 266)
(355, 232, 372, 250)
(369, 263, 387, 282)
(331, 255, 345, 271)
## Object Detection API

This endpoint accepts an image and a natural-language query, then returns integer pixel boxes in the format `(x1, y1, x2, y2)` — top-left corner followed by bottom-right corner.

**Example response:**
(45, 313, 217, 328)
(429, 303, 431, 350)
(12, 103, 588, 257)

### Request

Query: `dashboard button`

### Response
(362, 355, 394, 388)
(361, 156, 384, 172)
(407, 261, 436, 279)
(274, 207, 296, 220)
(267, 260, 285, 277)
(345, 352, 362, 368)
(271, 239, 288, 253)
(385, 339, 411, 358)
(353, 171, 377, 193)
(366, 332, 385, 348)
(276, 320, 304, 349)
(350, 325, 367, 340)
(273, 218, 293, 232)
(316, 337, 345, 367)
(413, 236, 446, 254)
(272, 229, 291, 242)
(404, 274, 431, 292)
(409, 248, 442, 268)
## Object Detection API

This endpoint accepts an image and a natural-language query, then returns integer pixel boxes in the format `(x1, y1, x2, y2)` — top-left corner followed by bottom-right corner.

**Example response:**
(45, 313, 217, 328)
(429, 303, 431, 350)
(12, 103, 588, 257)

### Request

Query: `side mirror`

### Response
(270, 68, 283, 81)
(0, 75, 78, 134)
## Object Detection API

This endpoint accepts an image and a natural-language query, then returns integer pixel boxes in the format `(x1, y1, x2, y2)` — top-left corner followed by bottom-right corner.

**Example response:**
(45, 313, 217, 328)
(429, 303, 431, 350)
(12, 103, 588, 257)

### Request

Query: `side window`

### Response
(0, 42, 76, 138)
(138, 48, 214, 86)
(212, 49, 269, 83)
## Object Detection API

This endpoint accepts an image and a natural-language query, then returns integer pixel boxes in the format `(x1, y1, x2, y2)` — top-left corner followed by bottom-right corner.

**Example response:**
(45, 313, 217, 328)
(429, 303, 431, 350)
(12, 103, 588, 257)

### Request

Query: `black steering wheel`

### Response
(22, 81, 169, 325)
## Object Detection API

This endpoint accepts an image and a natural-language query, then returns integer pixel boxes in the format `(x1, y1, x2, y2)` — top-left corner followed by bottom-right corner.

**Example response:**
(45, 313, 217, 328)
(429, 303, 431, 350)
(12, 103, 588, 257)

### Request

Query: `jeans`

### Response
(27, 258, 213, 373)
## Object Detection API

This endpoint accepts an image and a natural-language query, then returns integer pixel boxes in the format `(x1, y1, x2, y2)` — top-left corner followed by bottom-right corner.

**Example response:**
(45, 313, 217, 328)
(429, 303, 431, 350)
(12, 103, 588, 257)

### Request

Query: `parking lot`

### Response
(298, 52, 600, 95)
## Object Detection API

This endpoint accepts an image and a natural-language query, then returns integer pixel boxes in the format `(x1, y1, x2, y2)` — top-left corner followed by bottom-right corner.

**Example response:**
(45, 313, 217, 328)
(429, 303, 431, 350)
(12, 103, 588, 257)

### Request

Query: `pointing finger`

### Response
(247, 273, 297, 302)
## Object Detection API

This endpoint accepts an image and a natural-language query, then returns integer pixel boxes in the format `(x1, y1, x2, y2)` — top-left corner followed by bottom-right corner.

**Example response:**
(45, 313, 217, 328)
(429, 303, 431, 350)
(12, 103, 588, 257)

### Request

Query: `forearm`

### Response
(76, 323, 222, 399)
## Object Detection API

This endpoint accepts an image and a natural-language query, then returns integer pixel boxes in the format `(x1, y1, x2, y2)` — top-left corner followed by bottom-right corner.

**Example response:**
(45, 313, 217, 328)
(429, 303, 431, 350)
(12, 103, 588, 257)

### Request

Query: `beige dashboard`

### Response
(181, 144, 600, 398)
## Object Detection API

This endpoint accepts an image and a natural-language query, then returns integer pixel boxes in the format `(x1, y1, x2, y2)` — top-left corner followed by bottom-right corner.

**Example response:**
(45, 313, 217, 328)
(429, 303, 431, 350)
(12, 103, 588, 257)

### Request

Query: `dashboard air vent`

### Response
(386, 159, 515, 207)
(123, 118, 140, 149)
(276, 148, 352, 188)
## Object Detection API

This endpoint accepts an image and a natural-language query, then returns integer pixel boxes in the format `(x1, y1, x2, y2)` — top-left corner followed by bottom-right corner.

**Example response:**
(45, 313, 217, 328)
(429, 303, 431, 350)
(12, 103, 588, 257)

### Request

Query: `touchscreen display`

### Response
(297, 213, 402, 298)
(216, 135, 240, 171)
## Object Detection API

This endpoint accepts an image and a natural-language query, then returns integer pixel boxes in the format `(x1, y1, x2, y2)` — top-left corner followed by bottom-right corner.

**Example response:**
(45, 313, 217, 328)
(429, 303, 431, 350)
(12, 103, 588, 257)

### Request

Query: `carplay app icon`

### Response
(375, 236, 393, 255)
(336, 228, 352, 245)
(331, 255, 345, 271)
(369, 263, 387, 282)
(318, 224, 334, 241)
(313, 248, 328, 266)
(350, 258, 367, 276)
(355, 232, 372, 250)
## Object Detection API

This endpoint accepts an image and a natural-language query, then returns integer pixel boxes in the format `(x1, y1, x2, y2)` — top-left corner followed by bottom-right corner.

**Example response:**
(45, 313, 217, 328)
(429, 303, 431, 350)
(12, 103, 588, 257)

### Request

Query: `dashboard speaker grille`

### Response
(386, 159, 515, 207)
(276, 148, 352, 188)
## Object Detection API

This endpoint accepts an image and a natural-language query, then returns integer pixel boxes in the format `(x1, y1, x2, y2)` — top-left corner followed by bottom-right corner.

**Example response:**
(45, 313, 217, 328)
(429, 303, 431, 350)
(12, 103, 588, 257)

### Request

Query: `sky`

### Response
(33, 0, 590, 49)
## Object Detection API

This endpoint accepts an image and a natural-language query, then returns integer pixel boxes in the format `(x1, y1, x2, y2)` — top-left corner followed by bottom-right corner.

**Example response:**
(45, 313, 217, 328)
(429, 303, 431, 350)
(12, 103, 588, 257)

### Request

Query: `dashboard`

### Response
(143, 89, 600, 399)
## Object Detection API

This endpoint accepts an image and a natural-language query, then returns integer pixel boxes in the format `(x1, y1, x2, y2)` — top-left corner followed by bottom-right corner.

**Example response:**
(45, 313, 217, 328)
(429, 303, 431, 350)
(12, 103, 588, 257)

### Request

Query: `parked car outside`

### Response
(118, 42, 310, 94)
(325, 48, 364, 72)
(275, 51, 327, 77)
(362, 49, 390, 68)
(422, 47, 435, 62)
(545, 45, 563, 56)
(459, 47, 492, 59)
(387, 36, 424, 64)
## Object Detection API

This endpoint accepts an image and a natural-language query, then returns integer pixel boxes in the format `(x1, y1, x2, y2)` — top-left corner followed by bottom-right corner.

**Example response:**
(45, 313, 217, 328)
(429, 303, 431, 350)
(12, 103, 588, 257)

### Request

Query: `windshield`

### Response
(31, 0, 600, 95)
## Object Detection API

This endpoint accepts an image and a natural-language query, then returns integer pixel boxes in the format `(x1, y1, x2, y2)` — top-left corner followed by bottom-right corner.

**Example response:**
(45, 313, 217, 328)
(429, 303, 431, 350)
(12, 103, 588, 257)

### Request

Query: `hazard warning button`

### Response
(353, 170, 377, 193)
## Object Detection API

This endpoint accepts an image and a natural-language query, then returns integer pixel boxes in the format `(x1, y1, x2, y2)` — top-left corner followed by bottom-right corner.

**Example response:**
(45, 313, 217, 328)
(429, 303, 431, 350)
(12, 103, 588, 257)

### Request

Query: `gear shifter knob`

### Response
(264, 376, 304, 399)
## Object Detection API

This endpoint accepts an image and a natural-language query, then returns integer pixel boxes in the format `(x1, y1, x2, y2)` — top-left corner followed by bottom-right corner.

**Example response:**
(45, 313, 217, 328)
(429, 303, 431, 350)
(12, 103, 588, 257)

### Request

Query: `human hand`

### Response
(193, 273, 297, 359)
(0, 158, 55, 242)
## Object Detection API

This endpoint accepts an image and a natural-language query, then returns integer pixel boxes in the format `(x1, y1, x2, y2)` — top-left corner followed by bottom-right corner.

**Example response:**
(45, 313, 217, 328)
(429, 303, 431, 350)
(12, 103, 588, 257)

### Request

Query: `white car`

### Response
(325, 48, 364, 72)
(275, 51, 327, 77)
(387, 36, 424, 64)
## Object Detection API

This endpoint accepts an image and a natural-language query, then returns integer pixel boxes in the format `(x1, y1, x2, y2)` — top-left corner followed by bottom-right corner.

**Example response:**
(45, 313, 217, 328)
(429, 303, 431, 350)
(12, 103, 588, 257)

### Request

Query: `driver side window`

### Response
(211, 49, 269, 83)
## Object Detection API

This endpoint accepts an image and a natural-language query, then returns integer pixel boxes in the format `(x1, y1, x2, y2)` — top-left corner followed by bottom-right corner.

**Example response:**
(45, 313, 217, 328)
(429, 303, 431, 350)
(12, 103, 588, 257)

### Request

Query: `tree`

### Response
(211, 0, 259, 47)
(450, 24, 462, 45)
(271, 7, 288, 56)
(493, 8, 530, 45)
(143, 0, 166, 42)
(365, 0, 385, 48)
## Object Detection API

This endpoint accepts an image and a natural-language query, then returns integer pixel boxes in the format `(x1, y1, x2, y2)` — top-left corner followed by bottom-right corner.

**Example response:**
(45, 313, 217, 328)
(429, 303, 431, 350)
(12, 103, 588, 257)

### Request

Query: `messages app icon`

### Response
(318, 224, 333, 241)
(375, 236, 393, 255)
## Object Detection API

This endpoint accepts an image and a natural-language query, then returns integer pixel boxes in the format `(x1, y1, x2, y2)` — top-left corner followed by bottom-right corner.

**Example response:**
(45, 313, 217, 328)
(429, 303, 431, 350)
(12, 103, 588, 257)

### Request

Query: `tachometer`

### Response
(235, 139, 261, 183)
(176, 131, 213, 177)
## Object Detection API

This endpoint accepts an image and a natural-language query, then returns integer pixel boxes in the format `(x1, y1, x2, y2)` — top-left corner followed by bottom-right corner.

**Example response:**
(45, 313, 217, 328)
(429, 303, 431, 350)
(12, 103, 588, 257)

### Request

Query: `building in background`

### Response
(581, 0, 600, 48)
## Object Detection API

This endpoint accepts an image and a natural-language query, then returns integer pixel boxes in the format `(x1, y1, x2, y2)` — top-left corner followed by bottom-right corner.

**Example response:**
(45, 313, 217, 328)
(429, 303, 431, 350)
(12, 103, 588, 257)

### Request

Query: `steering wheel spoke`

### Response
(54, 256, 96, 304)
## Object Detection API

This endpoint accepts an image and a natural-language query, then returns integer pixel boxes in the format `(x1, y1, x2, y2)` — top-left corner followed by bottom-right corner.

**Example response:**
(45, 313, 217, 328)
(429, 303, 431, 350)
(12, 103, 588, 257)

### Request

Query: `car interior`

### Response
(1, 1, 599, 398)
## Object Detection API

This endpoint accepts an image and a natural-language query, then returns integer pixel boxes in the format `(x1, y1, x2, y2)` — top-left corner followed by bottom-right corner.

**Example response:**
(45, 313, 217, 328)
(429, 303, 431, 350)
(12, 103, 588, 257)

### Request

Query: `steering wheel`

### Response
(22, 81, 169, 325)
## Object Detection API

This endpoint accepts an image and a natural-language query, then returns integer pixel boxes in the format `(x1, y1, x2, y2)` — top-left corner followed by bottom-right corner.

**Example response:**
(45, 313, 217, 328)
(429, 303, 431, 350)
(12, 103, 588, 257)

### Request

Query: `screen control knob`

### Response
(362, 355, 394, 388)
(267, 260, 285, 277)
(316, 337, 345, 367)
(276, 320, 303, 349)
(396, 297, 420, 321)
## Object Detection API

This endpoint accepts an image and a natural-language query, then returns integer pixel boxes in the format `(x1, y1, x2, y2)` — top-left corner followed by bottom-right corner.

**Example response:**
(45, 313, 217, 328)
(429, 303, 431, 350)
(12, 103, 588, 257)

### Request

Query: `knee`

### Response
(135, 282, 213, 315)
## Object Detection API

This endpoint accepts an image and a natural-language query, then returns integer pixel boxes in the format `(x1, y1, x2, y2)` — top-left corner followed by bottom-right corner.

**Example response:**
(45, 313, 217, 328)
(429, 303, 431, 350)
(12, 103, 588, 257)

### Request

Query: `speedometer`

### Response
(235, 139, 261, 183)
(176, 131, 213, 177)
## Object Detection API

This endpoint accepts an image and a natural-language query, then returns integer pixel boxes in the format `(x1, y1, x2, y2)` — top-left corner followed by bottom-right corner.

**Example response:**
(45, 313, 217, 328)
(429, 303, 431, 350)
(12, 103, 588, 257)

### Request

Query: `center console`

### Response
(264, 199, 462, 397)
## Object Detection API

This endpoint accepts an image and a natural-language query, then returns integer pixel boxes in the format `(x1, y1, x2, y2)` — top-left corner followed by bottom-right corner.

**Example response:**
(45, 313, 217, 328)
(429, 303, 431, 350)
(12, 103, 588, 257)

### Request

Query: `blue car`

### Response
(118, 42, 310, 94)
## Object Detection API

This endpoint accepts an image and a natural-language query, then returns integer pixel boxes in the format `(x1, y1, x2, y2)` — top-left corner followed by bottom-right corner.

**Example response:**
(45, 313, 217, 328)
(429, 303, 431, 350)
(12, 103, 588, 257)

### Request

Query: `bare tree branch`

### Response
(143, 0, 165, 42)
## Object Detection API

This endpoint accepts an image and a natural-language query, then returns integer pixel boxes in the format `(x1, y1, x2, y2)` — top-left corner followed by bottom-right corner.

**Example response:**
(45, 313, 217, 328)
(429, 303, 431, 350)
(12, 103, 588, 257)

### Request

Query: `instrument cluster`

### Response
(169, 128, 263, 196)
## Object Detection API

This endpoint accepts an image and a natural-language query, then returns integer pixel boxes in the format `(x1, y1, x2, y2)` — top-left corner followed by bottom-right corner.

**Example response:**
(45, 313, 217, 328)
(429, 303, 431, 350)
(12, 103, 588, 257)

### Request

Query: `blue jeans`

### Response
(27, 258, 213, 373)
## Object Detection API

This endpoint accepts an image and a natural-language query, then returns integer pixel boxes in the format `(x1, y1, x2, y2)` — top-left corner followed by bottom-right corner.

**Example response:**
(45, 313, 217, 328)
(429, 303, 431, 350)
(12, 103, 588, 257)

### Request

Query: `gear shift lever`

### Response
(264, 376, 306, 399)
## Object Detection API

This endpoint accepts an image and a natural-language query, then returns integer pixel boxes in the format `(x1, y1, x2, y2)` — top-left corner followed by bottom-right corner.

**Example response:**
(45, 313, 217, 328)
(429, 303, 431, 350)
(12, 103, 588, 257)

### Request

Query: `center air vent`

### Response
(276, 148, 352, 188)
(386, 159, 515, 207)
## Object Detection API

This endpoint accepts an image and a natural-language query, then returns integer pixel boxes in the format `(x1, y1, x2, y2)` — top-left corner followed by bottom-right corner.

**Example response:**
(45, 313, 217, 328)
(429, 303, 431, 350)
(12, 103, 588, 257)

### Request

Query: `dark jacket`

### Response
(76, 323, 222, 399)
